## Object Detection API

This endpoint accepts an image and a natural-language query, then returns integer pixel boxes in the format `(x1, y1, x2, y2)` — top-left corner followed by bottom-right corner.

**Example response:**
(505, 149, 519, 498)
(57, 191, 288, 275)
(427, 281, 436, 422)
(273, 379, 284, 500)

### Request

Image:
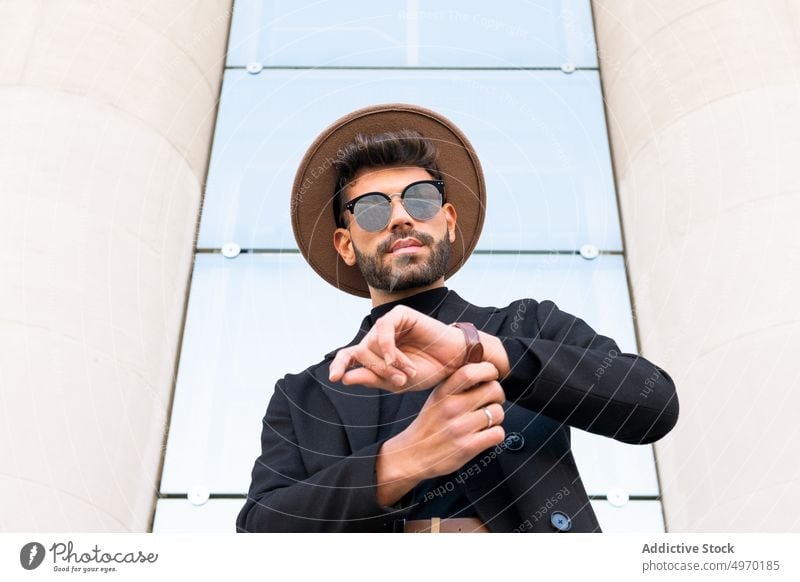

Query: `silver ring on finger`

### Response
(482, 406, 494, 429)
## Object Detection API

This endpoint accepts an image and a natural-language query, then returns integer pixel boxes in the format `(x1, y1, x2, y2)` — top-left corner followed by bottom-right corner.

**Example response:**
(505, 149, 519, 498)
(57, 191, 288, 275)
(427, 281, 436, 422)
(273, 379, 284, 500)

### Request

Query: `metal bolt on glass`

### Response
(221, 242, 241, 259)
(579, 243, 599, 260)
(607, 488, 630, 508)
(188, 487, 210, 506)
(246, 62, 263, 74)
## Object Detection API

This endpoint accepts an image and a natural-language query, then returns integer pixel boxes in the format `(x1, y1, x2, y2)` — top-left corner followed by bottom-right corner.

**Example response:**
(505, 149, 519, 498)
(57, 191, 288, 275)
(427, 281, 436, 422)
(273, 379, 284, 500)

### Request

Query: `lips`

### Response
(390, 238, 423, 253)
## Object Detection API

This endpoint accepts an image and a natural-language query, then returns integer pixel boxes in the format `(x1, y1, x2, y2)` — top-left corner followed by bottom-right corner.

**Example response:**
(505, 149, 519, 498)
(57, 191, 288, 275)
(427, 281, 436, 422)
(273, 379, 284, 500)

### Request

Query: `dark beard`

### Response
(352, 228, 452, 293)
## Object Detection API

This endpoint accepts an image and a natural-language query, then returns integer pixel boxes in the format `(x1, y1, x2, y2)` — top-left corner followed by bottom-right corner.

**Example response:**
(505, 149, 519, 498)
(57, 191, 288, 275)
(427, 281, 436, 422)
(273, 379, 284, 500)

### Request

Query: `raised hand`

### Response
(375, 362, 507, 506)
(328, 305, 469, 392)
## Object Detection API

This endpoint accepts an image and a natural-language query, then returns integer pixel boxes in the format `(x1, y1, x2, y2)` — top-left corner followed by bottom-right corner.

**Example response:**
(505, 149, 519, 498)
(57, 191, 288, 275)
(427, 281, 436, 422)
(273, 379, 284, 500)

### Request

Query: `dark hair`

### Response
(332, 130, 441, 227)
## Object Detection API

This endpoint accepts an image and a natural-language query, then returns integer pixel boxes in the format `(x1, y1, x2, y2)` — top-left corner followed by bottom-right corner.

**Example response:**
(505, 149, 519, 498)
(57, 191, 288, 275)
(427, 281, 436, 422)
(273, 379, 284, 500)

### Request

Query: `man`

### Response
(236, 104, 678, 533)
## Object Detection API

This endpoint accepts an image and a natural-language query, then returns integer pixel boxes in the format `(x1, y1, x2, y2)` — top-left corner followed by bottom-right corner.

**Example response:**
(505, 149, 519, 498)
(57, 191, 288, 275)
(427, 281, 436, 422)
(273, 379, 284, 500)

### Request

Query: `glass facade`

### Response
(156, 0, 665, 532)
(199, 69, 620, 251)
(226, 0, 598, 68)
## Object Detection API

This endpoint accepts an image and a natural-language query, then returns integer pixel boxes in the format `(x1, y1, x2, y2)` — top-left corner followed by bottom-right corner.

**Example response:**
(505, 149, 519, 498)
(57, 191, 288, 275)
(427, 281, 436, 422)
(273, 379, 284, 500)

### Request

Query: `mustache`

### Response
(377, 230, 436, 254)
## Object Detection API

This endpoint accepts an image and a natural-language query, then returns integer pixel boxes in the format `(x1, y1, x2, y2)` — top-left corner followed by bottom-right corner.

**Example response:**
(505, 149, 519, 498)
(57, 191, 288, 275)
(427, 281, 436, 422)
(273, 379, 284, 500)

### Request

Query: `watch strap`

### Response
(451, 322, 484, 365)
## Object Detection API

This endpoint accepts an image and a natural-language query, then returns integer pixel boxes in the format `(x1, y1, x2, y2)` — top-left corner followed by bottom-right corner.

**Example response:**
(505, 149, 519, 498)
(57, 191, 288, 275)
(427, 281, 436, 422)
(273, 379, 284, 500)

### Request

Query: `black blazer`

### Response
(237, 290, 678, 532)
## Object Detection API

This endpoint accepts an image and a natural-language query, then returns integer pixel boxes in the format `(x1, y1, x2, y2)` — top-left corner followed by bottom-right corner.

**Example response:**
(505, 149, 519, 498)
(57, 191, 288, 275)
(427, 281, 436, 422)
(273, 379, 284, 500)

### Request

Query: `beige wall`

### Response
(0, 1, 232, 531)
(593, 0, 800, 531)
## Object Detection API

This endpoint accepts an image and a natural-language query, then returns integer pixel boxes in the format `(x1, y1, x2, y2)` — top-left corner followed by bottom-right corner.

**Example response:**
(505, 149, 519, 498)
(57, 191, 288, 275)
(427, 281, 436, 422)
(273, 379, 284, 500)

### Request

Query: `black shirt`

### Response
(369, 287, 476, 519)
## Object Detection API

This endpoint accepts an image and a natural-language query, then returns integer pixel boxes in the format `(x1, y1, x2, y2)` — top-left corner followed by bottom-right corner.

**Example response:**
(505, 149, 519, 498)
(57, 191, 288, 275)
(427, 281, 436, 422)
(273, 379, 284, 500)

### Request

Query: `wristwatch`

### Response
(451, 322, 484, 365)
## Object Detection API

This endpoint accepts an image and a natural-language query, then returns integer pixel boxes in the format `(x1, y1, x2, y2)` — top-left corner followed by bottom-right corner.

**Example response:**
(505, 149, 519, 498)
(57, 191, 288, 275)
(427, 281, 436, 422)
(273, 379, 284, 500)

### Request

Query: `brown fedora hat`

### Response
(291, 103, 486, 298)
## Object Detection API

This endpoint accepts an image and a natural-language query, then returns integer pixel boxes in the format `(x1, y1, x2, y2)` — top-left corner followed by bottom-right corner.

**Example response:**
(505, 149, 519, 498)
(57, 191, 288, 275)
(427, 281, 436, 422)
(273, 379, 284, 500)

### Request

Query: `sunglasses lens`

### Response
(403, 182, 443, 220)
(353, 194, 390, 232)
(349, 182, 443, 231)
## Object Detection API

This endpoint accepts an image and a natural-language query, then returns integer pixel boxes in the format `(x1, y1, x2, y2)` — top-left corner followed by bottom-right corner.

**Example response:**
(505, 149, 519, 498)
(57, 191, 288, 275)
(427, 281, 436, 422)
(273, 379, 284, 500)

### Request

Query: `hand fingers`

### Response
(372, 318, 417, 376)
(420, 380, 505, 436)
(460, 380, 506, 409)
(329, 345, 408, 386)
(329, 316, 416, 383)
(465, 425, 506, 453)
(471, 402, 505, 431)
(338, 367, 398, 391)
(328, 349, 354, 382)
(435, 362, 499, 397)
(426, 380, 504, 422)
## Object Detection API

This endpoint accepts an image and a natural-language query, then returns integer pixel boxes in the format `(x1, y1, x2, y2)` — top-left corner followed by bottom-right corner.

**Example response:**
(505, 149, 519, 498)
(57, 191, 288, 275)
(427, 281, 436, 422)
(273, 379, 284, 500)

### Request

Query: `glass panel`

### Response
(198, 69, 621, 252)
(152, 499, 242, 533)
(448, 254, 637, 353)
(591, 500, 666, 533)
(159, 253, 368, 494)
(571, 431, 659, 496)
(228, 0, 598, 68)
(161, 253, 637, 493)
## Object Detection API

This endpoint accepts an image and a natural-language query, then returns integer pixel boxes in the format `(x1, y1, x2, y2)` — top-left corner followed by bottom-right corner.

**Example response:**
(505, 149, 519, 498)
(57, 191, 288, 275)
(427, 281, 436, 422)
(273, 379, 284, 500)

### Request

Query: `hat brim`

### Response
(291, 103, 485, 298)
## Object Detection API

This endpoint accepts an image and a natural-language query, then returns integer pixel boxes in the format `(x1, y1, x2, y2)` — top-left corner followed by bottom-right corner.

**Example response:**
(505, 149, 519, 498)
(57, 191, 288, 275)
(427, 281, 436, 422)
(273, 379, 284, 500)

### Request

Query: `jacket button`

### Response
(550, 511, 572, 532)
(503, 432, 525, 451)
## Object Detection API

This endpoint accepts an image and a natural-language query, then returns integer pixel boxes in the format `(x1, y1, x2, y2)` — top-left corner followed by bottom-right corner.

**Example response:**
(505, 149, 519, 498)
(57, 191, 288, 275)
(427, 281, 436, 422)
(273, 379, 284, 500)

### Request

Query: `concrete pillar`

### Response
(592, 0, 800, 530)
(0, 1, 232, 531)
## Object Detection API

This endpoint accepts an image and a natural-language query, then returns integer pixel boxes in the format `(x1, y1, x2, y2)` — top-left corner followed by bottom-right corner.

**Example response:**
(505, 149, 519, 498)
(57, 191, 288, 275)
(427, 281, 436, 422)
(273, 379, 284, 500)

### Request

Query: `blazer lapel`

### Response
(320, 315, 381, 454)
(320, 377, 381, 455)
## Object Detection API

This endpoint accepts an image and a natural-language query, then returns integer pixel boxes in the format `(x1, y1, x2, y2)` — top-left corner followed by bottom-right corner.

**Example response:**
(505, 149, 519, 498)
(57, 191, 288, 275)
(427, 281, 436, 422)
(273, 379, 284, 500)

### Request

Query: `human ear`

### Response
(443, 202, 457, 243)
(333, 227, 357, 266)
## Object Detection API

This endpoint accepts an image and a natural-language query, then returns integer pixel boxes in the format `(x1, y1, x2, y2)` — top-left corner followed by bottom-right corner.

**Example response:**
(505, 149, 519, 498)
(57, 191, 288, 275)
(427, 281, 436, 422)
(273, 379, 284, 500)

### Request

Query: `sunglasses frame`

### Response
(341, 179, 446, 231)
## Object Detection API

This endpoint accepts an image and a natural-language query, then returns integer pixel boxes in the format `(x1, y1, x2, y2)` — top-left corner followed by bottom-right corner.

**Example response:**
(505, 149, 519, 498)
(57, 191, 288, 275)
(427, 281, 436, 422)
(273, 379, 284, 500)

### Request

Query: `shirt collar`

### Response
(369, 286, 452, 325)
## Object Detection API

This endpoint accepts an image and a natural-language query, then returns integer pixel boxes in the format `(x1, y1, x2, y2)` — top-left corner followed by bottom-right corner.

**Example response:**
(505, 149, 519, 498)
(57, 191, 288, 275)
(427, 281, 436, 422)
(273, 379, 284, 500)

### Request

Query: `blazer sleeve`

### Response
(236, 379, 410, 532)
(498, 299, 679, 444)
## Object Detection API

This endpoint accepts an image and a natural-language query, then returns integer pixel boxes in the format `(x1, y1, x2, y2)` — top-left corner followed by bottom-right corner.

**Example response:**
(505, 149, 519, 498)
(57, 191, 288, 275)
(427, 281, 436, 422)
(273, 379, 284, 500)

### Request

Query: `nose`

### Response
(385, 193, 414, 231)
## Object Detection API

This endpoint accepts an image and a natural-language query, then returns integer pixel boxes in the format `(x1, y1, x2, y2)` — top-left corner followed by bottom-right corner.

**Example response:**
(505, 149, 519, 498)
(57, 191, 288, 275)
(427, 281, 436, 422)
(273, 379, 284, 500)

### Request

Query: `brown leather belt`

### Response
(400, 518, 488, 533)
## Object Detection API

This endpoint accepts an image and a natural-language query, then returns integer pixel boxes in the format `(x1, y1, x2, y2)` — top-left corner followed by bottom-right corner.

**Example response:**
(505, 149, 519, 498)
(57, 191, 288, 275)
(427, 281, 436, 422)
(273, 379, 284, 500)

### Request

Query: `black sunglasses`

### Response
(341, 179, 445, 232)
